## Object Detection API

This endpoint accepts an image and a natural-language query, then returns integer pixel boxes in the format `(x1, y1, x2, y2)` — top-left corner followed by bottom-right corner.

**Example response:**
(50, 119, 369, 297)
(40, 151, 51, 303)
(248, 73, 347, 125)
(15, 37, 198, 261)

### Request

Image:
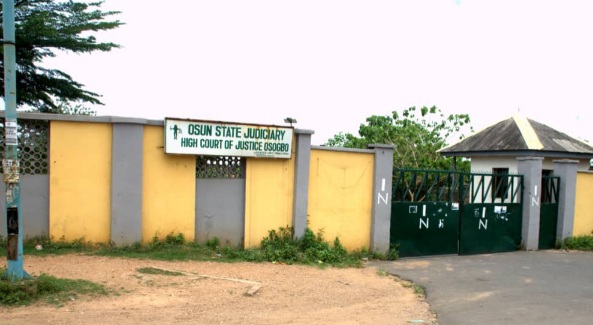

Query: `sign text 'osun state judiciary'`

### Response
(164, 118, 293, 158)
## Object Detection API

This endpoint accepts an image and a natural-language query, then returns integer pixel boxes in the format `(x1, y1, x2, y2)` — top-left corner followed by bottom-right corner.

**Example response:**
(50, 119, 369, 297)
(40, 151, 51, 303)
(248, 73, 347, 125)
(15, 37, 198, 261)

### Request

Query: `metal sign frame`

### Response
(164, 118, 293, 159)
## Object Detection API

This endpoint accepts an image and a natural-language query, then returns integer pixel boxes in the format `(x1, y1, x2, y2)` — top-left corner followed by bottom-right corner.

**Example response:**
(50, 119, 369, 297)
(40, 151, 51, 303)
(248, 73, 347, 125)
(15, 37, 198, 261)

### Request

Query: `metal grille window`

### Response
(392, 169, 522, 204)
(0, 118, 49, 175)
(196, 156, 244, 179)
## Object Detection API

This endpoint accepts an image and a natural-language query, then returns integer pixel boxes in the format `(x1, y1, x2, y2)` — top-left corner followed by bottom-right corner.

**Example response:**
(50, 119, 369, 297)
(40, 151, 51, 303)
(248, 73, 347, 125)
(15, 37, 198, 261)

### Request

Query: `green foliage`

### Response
(395, 276, 426, 298)
(325, 106, 473, 170)
(0, 0, 123, 110)
(32, 100, 97, 115)
(376, 269, 389, 276)
(259, 227, 355, 265)
(206, 237, 221, 250)
(8, 230, 397, 266)
(0, 271, 108, 306)
(562, 236, 593, 251)
(163, 233, 186, 246)
(412, 283, 426, 298)
(386, 243, 399, 261)
(259, 227, 300, 263)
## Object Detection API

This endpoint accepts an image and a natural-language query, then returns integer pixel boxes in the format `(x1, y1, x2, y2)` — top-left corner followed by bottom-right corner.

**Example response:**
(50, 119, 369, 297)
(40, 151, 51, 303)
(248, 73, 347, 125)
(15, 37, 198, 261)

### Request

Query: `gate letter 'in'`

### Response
(479, 219, 488, 230)
(419, 218, 429, 229)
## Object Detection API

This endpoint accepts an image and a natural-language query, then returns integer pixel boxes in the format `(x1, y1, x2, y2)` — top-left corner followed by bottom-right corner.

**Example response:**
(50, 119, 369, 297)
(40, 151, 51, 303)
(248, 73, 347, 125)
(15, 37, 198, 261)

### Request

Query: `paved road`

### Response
(372, 250, 593, 325)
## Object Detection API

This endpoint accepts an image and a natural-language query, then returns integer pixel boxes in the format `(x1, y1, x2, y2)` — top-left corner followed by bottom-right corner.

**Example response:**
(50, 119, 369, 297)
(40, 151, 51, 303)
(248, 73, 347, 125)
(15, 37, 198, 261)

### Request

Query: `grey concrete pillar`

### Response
(292, 129, 314, 238)
(517, 157, 543, 250)
(110, 124, 144, 245)
(369, 144, 396, 253)
(554, 159, 578, 241)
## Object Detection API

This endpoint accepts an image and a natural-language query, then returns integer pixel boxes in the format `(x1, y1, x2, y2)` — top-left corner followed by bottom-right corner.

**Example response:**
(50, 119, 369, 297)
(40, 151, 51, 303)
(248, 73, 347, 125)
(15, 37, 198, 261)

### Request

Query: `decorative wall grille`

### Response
(0, 118, 49, 175)
(196, 156, 244, 179)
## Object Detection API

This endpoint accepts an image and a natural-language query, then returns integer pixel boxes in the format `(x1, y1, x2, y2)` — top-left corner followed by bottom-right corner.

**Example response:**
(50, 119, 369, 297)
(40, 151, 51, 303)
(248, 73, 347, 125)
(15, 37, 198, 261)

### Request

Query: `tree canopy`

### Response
(0, 0, 122, 110)
(325, 106, 473, 170)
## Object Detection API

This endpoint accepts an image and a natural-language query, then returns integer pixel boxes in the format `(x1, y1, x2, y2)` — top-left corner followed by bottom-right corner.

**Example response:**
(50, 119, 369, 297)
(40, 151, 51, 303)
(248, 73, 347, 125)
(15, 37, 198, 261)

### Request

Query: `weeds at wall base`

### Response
(0, 227, 398, 267)
(562, 235, 593, 251)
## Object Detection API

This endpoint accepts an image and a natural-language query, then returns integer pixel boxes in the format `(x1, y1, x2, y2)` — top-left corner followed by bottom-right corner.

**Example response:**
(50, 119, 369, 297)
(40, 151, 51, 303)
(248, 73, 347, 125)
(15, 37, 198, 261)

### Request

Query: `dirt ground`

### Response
(1, 255, 435, 325)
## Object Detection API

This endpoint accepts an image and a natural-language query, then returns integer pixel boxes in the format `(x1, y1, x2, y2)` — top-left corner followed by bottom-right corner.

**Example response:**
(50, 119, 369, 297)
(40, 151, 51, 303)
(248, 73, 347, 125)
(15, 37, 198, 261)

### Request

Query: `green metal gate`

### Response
(390, 169, 524, 257)
(539, 176, 560, 249)
(458, 172, 523, 255)
(390, 170, 460, 257)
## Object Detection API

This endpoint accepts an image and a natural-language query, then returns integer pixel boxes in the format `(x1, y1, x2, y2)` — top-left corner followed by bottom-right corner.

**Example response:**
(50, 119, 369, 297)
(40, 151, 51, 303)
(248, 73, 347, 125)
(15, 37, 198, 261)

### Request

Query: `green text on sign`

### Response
(164, 118, 293, 159)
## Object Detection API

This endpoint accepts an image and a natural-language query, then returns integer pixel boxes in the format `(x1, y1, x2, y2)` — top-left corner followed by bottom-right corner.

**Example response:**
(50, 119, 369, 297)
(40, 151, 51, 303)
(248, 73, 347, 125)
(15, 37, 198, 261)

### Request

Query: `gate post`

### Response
(518, 157, 543, 250)
(553, 159, 578, 242)
(292, 129, 314, 239)
(369, 144, 395, 254)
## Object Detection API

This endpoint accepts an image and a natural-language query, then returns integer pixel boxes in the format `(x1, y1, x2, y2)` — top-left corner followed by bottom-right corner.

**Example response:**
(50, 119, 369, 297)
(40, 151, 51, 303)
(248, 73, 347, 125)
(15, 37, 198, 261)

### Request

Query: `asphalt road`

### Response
(372, 250, 593, 325)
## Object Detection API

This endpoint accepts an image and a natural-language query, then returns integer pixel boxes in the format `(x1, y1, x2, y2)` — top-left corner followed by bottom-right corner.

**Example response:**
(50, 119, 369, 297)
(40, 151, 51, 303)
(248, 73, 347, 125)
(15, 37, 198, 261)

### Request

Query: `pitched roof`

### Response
(438, 114, 593, 158)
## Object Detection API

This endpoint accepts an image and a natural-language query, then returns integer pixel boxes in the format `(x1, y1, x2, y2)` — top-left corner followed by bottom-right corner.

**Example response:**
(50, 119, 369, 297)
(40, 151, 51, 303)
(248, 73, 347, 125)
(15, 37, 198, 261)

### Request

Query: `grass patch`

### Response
(92, 228, 394, 267)
(562, 235, 593, 251)
(0, 270, 108, 306)
(137, 267, 184, 276)
(394, 275, 427, 299)
(0, 235, 97, 256)
(412, 283, 426, 297)
(1, 227, 398, 268)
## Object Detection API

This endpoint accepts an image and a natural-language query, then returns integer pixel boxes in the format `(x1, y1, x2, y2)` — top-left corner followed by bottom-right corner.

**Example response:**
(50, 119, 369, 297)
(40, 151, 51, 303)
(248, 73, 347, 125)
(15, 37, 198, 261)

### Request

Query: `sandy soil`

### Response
(1, 255, 435, 325)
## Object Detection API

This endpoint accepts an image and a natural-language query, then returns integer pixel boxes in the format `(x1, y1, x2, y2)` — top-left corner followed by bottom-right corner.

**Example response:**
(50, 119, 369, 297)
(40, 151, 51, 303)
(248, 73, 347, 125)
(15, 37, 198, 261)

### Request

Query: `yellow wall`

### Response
(307, 149, 374, 250)
(49, 121, 112, 242)
(244, 151, 295, 248)
(574, 172, 593, 236)
(142, 125, 196, 242)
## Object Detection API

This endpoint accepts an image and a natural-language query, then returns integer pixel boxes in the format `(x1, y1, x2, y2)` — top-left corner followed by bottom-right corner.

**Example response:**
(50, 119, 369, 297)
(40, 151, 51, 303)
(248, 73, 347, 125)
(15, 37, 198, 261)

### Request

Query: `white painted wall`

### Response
(470, 156, 591, 174)
(471, 157, 519, 174)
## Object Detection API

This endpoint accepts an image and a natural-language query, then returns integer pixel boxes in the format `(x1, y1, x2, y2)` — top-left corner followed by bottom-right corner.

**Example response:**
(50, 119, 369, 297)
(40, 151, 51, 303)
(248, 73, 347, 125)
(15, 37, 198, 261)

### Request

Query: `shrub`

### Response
(259, 226, 351, 265)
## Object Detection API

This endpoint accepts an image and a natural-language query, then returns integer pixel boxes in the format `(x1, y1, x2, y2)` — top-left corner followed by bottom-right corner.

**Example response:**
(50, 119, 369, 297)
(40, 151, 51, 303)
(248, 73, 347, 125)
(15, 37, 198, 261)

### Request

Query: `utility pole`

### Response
(3, 0, 27, 280)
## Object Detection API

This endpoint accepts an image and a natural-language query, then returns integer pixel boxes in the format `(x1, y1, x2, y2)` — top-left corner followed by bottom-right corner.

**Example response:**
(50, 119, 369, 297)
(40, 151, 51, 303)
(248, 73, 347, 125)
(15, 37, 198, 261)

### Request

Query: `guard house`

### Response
(438, 114, 593, 175)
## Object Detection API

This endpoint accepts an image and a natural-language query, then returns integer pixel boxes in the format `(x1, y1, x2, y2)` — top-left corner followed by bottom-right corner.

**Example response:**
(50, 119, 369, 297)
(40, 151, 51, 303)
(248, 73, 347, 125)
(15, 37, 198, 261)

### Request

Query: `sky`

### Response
(39, 0, 593, 145)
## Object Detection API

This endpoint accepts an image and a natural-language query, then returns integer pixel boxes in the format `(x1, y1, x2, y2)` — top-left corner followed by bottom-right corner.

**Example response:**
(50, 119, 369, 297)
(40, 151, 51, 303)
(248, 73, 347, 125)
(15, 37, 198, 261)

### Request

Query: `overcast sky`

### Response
(40, 0, 593, 145)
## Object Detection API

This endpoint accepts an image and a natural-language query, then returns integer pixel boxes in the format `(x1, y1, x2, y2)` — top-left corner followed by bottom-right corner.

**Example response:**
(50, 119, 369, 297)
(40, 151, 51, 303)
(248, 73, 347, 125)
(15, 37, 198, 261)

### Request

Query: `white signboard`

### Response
(164, 118, 293, 158)
(5, 118, 17, 146)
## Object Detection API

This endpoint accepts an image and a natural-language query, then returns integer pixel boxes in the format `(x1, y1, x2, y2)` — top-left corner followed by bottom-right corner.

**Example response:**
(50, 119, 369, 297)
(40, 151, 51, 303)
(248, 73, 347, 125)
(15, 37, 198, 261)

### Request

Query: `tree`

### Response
(33, 100, 96, 115)
(0, 0, 122, 110)
(325, 106, 473, 170)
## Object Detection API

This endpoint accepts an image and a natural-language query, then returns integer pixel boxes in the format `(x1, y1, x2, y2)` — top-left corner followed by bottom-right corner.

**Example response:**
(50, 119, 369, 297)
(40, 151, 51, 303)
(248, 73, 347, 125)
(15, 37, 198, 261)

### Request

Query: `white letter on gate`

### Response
(419, 218, 429, 229)
(479, 219, 488, 230)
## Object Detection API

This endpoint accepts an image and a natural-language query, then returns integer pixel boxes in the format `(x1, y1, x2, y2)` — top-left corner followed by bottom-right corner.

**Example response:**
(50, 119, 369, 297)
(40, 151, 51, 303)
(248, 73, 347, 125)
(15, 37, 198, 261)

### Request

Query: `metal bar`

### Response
(507, 175, 517, 203)
(483, 175, 493, 202)
(392, 170, 404, 201)
(407, 171, 417, 201)
(447, 172, 457, 202)
(425, 171, 438, 202)
(415, 171, 428, 201)
(437, 172, 448, 201)
(472, 175, 484, 203)
(458, 173, 471, 202)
